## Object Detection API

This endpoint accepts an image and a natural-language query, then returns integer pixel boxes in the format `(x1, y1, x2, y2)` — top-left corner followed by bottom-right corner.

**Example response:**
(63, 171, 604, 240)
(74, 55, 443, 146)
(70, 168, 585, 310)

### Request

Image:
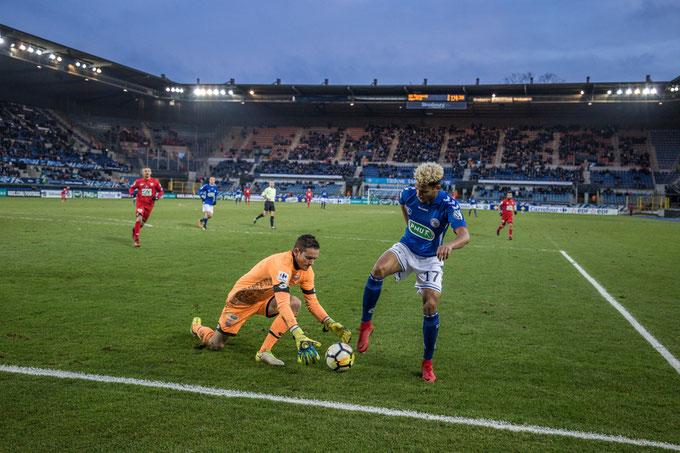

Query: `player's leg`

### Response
(192, 303, 252, 351)
(508, 220, 513, 240)
(204, 208, 213, 229)
(256, 296, 302, 365)
(358, 248, 404, 352)
(269, 207, 275, 229)
(497, 218, 506, 235)
(420, 288, 440, 382)
(254, 204, 266, 223)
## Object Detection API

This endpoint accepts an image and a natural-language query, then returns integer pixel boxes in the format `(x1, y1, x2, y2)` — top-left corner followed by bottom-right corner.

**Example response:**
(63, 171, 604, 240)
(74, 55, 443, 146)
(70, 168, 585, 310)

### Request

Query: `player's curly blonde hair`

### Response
(413, 162, 444, 186)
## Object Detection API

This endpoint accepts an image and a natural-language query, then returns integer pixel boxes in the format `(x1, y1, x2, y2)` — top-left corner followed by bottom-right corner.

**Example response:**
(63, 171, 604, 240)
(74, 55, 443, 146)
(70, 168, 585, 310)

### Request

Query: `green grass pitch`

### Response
(1, 198, 679, 451)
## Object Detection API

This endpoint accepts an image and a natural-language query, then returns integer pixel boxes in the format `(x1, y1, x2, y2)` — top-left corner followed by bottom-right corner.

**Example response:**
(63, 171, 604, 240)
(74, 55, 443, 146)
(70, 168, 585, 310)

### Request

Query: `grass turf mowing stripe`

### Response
(1, 365, 678, 451)
(560, 250, 680, 374)
(0, 214, 560, 253)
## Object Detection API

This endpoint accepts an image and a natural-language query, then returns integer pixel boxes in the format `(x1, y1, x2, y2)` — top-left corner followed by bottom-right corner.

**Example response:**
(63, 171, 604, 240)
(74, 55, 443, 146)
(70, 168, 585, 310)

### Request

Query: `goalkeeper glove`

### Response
(291, 326, 321, 365)
(322, 317, 351, 343)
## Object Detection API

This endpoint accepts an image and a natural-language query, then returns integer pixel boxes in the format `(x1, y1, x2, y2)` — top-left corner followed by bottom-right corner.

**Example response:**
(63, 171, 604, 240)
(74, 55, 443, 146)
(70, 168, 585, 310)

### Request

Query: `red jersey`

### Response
(61, 188, 69, 195)
(499, 198, 516, 217)
(306, 190, 313, 199)
(129, 177, 164, 204)
(244, 188, 251, 197)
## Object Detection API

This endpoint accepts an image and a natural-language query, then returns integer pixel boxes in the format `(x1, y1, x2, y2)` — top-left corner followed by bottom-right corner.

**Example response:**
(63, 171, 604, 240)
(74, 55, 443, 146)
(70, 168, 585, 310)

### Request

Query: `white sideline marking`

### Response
(560, 250, 680, 374)
(0, 366, 678, 451)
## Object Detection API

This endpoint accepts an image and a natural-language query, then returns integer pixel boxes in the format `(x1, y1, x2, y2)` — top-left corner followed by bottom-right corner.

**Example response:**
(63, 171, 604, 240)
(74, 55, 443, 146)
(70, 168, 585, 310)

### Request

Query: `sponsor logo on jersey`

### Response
(430, 218, 440, 228)
(141, 188, 152, 196)
(277, 271, 290, 283)
(453, 209, 463, 220)
(408, 220, 435, 241)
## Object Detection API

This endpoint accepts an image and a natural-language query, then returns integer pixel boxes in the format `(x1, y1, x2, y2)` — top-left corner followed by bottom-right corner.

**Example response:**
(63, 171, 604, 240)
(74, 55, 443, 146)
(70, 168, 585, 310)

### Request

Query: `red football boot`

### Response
(357, 320, 374, 353)
(134, 239, 141, 248)
(422, 359, 436, 382)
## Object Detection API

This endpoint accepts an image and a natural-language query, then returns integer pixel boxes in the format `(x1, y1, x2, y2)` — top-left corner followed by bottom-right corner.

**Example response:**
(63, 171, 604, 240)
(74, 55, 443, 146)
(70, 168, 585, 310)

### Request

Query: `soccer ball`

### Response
(325, 342, 355, 372)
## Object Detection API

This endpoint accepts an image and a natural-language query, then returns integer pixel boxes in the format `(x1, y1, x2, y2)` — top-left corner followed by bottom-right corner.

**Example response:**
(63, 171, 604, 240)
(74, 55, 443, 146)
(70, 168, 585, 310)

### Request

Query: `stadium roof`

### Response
(1, 24, 679, 123)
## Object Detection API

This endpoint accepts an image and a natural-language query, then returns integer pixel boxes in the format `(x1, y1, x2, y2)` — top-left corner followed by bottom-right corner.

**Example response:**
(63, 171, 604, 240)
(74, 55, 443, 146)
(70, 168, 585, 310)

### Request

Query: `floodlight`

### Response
(92, 67, 97, 72)
(580, 90, 584, 95)
(28, 46, 34, 53)
(607, 90, 612, 95)
(19, 44, 26, 50)
(625, 88, 632, 95)
(36, 49, 43, 55)
(650, 87, 657, 94)
(57, 56, 62, 62)
(588, 102, 592, 106)
(76, 61, 81, 67)
(49, 54, 56, 60)
(616, 89, 623, 95)
(642, 88, 649, 95)
(82, 64, 87, 69)
(249, 90, 255, 95)
(96, 68, 101, 74)
(194, 88, 200, 95)
(220, 89, 226, 95)
(0, 36, 4, 44)
(228, 89, 234, 95)
(634, 88, 640, 95)
(166, 87, 171, 92)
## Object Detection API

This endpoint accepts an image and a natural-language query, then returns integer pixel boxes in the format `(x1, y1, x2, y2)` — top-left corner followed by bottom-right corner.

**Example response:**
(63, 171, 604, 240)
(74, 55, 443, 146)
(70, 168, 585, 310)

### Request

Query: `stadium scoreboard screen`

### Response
(406, 94, 467, 110)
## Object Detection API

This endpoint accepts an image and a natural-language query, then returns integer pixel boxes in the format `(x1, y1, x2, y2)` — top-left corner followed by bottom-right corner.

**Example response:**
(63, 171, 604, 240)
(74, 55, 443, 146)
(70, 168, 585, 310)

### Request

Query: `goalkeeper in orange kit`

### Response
(190, 234, 351, 365)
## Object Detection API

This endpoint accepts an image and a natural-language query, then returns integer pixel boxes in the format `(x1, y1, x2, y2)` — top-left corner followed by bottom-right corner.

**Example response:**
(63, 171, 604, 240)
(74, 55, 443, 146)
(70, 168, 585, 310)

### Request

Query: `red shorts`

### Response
(135, 202, 154, 222)
(501, 215, 513, 224)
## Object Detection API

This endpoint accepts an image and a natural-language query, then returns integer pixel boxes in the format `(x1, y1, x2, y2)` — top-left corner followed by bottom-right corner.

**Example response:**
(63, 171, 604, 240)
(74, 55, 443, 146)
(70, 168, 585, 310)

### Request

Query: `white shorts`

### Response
(202, 204, 214, 214)
(388, 242, 444, 293)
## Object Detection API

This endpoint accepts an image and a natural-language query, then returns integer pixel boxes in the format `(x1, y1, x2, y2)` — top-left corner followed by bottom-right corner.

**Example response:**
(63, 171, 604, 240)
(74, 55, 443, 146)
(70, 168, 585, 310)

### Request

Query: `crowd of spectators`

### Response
(502, 127, 554, 166)
(392, 126, 444, 163)
(446, 124, 499, 163)
(470, 164, 583, 182)
(558, 127, 615, 165)
(591, 168, 653, 190)
(254, 160, 355, 178)
(343, 125, 398, 162)
(618, 135, 650, 167)
(212, 159, 253, 178)
(0, 161, 20, 177)
(290, 129, 343, 161)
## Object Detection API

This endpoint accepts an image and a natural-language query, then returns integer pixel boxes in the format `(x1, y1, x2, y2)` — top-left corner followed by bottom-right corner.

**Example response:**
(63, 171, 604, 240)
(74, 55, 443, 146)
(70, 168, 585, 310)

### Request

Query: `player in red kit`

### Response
(61, 186, 70, 202)
(305, 188, 313, 207)
(244, 186, 251, 205)
(497, 192, 517, 240)
(129, 167, 164, 247)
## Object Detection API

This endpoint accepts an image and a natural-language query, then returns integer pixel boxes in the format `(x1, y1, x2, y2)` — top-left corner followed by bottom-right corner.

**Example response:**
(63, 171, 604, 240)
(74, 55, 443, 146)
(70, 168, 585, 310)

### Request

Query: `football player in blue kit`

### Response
(198, 177, 219, 230)
(357, 162, 470, 382)
(468, 194, 478, 217)
(320, 188, 328, 209)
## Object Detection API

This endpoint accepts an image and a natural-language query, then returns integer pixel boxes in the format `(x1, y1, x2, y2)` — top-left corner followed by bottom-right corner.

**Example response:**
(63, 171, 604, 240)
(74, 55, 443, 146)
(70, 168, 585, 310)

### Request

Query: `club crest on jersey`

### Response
(430, 218, 440, 228)
(277, 271, 290, 283)
(407, 207, 412, 215)
(293, 275, 300, 282)
(408, 220, 435, 241)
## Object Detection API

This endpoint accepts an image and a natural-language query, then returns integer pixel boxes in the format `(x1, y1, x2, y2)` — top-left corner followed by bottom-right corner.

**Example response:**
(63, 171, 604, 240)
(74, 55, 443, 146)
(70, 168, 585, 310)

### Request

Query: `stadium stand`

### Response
(392, 126, 445, 163)
(558, 127, 616, 165)
(650, 129, 680, 169)
(590, 168, 654, 189)
(341, 125, 398, 162)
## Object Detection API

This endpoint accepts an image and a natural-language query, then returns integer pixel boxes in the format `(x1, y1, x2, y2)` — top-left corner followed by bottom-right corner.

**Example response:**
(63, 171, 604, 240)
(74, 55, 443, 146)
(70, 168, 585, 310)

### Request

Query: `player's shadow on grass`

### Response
(103, 236, 134, 246)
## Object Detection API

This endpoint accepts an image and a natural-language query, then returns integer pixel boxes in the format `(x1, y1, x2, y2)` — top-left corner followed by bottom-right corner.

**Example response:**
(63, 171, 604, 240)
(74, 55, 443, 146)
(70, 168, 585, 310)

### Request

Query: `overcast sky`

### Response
(4, 0, 679, 85)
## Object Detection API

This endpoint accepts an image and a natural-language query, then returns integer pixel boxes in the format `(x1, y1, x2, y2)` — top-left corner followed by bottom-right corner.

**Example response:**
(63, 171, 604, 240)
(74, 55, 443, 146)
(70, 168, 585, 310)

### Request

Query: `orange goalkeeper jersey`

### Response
(226, 250, 328, 329)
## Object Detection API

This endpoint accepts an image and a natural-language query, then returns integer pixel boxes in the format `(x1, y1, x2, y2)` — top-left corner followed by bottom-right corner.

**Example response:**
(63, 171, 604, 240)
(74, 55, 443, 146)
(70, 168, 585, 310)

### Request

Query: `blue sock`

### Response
(361, 274, 383, 322)
(204, 217, 209, 227)
(423, 312, 440, 360)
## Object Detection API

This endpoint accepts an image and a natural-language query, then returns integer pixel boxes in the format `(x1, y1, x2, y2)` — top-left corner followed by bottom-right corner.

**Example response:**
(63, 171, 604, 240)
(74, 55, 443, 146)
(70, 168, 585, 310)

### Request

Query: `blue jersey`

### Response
(321, 190, 328, 198)
(398, 187, 467, 257)
(199, 184, 219, 206)
(469, 197, 477, 205)
(235, 187, 242, 196)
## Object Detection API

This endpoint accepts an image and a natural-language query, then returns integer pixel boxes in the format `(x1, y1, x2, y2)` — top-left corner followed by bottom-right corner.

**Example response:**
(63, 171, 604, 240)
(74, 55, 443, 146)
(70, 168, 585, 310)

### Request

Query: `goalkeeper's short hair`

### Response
(414, 163, 444, 186)
(294, 234, 320, 251)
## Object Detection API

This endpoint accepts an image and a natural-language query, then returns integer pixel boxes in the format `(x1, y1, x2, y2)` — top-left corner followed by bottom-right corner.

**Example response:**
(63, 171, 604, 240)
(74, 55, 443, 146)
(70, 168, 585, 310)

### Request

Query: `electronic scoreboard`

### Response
(406, 93, 467, 110)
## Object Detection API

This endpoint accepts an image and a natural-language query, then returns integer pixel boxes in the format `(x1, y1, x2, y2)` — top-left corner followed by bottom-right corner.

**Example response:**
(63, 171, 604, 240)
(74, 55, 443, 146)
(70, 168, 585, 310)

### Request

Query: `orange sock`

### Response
(258, 315, 288, 353)
(192, 323, 215, 345)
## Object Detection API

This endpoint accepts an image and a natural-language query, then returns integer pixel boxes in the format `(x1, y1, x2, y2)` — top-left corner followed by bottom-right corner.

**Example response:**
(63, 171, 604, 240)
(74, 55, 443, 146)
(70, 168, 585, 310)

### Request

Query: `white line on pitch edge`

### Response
(0, 365, 678, 451)
(560, 250, 680, 374)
